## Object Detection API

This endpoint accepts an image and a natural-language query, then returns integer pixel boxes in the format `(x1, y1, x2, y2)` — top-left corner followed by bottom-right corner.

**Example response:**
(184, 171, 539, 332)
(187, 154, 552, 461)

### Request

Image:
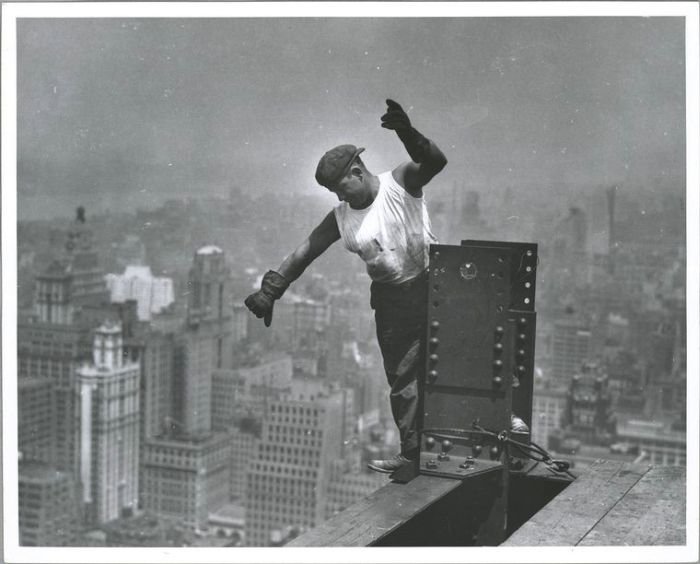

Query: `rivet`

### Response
(493, 375, 503, 386)
(429, 354, 439, 363)
(494, 342, 504, 352)
(425, 436, 436, 449)
(493, 359, 503, 369)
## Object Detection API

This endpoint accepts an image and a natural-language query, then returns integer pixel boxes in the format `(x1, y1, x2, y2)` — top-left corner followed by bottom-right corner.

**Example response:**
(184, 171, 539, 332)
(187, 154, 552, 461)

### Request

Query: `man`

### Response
(245, 99, 447, 473)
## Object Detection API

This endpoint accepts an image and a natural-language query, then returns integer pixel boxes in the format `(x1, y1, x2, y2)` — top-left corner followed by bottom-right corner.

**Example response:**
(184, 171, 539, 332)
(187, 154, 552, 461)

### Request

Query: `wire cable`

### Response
(421, 423, 576, 479)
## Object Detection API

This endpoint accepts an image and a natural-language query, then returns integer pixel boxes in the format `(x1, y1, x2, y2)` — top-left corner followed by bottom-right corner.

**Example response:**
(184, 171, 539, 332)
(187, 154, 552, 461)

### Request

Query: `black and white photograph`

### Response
(2, 2, 698, 563)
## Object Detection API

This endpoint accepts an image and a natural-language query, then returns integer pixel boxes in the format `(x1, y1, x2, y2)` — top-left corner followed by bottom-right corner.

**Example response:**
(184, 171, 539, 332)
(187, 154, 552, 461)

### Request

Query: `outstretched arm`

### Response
(277, 211, 340, 282)
(245, 211, 340, 326)
(381, 99, 448, 197)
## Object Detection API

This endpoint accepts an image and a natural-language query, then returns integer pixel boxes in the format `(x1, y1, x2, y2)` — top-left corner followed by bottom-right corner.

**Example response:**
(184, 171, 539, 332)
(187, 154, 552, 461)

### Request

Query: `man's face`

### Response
(327, 167, 370, 209)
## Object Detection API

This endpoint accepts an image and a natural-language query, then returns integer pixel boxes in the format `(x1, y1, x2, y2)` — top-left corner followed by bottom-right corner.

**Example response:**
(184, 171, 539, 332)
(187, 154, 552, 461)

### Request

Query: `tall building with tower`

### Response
(75, 321, 141, 525)
(140, 245, 234, 531)
(18, 207, 112, 473)
(174, 245, 232, 436)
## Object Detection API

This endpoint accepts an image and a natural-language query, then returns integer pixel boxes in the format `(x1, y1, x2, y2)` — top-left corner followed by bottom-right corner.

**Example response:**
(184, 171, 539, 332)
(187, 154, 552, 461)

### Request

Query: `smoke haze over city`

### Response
(17, 16, 685, 222)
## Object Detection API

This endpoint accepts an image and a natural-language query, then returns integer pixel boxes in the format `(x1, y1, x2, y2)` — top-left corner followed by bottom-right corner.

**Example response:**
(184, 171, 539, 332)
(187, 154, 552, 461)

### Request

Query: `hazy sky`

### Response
(17, 16, 686, 219)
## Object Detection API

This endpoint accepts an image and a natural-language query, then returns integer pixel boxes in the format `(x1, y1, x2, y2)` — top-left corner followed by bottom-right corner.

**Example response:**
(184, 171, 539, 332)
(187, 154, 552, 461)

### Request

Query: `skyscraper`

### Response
(245, 379, 344, 546)
(140, 245, 234, 531)
(174, 246, 231, 436)
(551, 318, 592, 384)
(18, 207, 112, 473)
(76, 321, 140, 525)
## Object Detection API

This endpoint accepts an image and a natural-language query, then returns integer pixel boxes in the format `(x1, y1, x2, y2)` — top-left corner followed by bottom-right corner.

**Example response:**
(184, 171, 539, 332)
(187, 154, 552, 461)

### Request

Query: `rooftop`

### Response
(196, 245, 223, 255)
(18, 461, 71, 483)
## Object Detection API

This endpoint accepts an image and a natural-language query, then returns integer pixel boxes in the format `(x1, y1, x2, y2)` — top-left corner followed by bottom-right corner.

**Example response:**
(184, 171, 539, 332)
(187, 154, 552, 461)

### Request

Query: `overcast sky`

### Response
(16, 16, 686, 219)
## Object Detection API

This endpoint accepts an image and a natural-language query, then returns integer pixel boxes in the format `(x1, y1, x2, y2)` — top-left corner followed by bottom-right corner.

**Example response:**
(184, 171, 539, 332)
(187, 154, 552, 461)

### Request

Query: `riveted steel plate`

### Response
(425, 244, 513, 390)
(461, 240, 538, 312)
(510, 310, 537, 430)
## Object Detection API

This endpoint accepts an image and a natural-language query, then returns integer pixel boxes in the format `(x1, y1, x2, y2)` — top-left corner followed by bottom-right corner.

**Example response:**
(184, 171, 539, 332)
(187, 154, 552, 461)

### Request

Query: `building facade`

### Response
(105, 265, 175, 321)
(140, 432, 231, 530)
(18, 462, 80, 546)
(551, 319, 592, 383)
(18, 377, 57, 465)
(245, 381, 344, 546)
(76, 321, 141, 525)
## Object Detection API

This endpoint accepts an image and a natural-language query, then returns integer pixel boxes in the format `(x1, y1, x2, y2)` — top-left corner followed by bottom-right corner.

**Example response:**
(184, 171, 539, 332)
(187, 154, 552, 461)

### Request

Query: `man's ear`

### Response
(350, 165, 363, 179)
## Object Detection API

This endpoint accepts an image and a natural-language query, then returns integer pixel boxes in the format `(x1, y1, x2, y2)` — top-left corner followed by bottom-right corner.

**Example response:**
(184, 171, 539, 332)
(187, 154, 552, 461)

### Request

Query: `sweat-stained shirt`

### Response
(333, 170, 438, 284)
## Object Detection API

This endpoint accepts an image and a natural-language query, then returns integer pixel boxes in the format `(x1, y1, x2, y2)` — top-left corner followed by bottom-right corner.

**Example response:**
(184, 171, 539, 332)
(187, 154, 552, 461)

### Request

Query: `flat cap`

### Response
(315, 144, 365, 188)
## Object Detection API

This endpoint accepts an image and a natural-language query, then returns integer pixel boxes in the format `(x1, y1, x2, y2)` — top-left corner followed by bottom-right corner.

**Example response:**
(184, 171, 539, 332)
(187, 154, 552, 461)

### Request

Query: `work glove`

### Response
(380, 99, 430, 163)
(244, 270, 290, 327)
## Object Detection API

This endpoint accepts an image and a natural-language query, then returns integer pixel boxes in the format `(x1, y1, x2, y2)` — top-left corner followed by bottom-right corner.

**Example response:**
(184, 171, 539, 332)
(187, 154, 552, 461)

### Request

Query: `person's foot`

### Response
(367, 453, 414, 474)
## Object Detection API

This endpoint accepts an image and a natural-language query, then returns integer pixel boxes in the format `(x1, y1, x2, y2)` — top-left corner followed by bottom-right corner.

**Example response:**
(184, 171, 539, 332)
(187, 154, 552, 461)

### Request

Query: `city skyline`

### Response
(3, 2, 699, 562)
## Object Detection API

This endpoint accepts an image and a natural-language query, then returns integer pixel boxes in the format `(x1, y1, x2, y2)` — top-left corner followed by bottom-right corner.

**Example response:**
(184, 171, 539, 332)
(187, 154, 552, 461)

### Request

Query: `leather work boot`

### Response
(367, 453, 413, 474)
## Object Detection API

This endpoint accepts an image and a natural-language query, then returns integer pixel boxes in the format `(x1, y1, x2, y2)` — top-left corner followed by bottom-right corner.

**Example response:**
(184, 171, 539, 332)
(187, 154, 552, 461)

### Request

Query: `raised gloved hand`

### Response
(244, 270, 290, 327)
(380, 99, 430, 163)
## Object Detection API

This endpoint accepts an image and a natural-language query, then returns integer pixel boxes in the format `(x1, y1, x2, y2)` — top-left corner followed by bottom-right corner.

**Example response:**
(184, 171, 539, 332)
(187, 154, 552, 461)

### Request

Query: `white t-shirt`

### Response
(333, 171, 438, 284)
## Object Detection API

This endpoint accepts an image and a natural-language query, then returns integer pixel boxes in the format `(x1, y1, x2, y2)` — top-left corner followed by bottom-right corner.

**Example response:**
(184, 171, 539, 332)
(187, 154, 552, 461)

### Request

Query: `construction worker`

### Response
(245, 99, 447, 473)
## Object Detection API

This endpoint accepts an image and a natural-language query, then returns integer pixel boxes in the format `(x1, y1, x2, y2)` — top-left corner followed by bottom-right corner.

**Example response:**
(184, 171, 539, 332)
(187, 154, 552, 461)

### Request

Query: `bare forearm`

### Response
(275, 211, 340, 283)
(277, 244, 314, 283)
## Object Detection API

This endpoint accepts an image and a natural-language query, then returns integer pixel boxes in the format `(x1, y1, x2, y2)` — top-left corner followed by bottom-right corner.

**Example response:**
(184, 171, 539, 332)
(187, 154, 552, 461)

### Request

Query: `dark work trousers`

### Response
(370, 270, 428, 458)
